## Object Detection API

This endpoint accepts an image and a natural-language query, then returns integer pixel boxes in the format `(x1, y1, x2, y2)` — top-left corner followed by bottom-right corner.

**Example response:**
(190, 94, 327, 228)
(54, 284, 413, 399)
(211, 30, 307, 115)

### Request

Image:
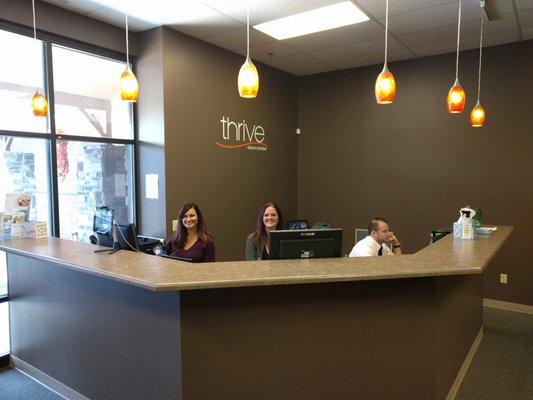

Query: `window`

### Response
(52, 45, 134, 139)
(0, 136, 51, 227)
(0, 29, 137, 242)
(0, 29, 48, 133)
(57, 140, 134, 242)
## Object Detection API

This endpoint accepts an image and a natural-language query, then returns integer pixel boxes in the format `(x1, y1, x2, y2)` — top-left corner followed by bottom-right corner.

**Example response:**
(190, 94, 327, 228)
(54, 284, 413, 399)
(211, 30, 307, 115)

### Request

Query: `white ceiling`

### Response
(43, 0, 533, 76)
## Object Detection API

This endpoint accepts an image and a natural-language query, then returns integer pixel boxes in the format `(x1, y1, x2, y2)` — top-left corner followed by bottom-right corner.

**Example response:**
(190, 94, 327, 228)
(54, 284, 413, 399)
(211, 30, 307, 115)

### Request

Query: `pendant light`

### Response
(120, 10, 139, 102)
(375, 0, 396, 104)
(470, 8, 486, 127)
(30, 0, 48, 117)
(238, 7, 259, 98)
(447, 0, 466, 113)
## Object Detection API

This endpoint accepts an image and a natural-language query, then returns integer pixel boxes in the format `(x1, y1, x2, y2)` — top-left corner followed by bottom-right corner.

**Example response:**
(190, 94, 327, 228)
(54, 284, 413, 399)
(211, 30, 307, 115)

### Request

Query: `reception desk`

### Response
(1, 226, 512, 400)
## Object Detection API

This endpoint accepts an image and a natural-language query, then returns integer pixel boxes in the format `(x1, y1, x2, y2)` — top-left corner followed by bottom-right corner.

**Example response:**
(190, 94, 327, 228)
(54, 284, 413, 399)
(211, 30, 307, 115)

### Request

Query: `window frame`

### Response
(0, 20, 139, 237)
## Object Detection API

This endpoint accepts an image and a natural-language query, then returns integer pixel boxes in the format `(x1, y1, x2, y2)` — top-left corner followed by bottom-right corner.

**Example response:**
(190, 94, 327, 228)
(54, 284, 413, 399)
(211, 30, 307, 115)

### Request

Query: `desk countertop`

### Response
(0, 226, 512, 291)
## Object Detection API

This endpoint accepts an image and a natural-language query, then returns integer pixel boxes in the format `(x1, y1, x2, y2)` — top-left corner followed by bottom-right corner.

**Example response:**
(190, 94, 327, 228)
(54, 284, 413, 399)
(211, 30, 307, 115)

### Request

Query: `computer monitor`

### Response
(93, 207, 114, 234)
(269, 228, 343, 260)
(287, 219, 309, 230)
(115, 223, 140, 252)
(93, 207, 114, 247)
(95, 222, 139, 254)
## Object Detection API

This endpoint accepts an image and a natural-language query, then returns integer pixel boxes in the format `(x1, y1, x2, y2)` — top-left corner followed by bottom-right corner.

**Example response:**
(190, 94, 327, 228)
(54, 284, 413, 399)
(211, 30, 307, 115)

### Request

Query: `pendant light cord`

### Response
(477, 13, 484, 101)
(246, 7, 250, 60)
(32, 0, 37, 40)
(384, 0, 389, 66)
(455, 0, 462, 80)
(125, 11, 130, 67)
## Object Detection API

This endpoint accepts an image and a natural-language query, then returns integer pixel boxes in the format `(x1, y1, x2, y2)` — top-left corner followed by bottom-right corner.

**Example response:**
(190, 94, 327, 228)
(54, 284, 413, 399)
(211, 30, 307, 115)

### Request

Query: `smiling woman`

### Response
(163, 202, 215, 262)
(245, 201, 284, 261)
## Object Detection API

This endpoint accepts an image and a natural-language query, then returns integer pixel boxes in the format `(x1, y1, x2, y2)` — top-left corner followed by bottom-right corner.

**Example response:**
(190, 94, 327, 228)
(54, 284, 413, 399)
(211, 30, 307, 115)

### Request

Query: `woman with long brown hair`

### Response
(245, 202, 283, 260)
(164, 202, 215, 262)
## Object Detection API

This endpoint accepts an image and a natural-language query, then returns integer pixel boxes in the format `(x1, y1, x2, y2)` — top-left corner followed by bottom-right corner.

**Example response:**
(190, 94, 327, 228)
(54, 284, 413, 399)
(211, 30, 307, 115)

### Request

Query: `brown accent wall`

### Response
(160, 28, 297, 261)
(0, 0, 137, 55)
(297, 40, 533, 305)
(137, 28, 166, 238)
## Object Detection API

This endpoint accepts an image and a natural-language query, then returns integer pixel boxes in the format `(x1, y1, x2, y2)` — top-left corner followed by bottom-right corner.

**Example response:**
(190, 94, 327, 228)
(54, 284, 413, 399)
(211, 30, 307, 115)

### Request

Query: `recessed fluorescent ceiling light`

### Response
(253, 1, 369, 40)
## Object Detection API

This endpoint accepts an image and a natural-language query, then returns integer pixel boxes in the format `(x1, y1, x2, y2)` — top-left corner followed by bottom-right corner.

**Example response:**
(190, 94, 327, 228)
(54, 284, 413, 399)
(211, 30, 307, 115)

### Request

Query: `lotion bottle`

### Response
(461, 211, 474, 240)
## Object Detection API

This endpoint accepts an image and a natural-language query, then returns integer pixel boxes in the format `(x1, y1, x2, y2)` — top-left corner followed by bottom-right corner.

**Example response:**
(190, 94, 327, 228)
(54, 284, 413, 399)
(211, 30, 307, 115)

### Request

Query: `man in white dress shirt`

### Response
(349, 218, 402, 257)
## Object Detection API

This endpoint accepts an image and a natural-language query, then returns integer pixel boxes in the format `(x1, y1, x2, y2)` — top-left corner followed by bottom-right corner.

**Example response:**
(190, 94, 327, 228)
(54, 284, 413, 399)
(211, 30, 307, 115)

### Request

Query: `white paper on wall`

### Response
(145, 174, 159, 200)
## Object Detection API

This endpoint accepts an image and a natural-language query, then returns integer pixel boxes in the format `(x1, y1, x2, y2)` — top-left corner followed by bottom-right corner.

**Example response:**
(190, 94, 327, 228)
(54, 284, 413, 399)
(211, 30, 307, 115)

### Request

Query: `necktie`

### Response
(378, 246, 383, 256)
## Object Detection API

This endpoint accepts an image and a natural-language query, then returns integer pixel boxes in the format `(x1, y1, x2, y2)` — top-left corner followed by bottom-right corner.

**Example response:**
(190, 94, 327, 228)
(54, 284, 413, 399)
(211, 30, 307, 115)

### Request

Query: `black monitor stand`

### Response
(94, 225, 120, 254)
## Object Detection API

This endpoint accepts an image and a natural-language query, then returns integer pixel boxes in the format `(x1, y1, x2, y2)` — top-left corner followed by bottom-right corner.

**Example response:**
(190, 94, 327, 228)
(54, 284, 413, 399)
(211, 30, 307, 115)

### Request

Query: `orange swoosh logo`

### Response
(215, 141, 268, 149)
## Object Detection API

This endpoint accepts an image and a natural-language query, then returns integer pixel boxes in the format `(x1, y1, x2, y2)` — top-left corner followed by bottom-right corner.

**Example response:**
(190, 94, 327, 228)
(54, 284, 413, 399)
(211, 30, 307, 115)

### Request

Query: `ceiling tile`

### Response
(327, 53, 385, 69)
(85, 7, 157, 32)
(354, 0, 454, 19)
(44, 0, 101, 13)
(518, 7, 533, 27)
(522, 26, 533, 40)
(199, 0, 345, 25)
(248, 41, 300, 62)
(483, 29, 522, 46)
(516, 0, 533, 10)
(201, 27, 274, 53)
(383, 1, 484, 36)
(166, 12, 242, 39)
(461, 11, 518, 34)
(284, 63, 337, 76)
(397, 12, 517, 49)
(411, 29, 520, 57)
(265, 53, 322, 69)
(282, 20, 385, 53)
(310, 37, 405, 63)
(387, 48, 418, 63)
(486, 0, 515, 16)
(409, 40, 458, 57)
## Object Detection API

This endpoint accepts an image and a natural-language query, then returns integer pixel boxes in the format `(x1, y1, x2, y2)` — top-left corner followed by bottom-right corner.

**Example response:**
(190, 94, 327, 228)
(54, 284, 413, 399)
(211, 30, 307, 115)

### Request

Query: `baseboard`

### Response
(483, 298, 533, 315)
(445, 326, 484, 400)
(10, 355, 90, 400)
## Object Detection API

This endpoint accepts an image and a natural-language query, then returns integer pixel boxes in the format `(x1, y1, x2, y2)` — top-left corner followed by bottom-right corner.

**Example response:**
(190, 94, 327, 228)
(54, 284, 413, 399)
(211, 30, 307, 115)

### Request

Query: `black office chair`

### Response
(354, 228, 368, 245)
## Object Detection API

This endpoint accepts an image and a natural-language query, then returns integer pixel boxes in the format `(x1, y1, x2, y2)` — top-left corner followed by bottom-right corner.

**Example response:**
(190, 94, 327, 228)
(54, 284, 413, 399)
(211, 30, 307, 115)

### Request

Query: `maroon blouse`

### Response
(163, 234, 215, 263)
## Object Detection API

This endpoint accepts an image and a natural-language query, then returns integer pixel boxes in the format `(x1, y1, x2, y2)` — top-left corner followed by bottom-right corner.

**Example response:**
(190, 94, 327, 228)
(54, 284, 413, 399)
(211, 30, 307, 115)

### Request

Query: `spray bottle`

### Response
(453, 206, 476, 239)
(461, 210, 475, 240)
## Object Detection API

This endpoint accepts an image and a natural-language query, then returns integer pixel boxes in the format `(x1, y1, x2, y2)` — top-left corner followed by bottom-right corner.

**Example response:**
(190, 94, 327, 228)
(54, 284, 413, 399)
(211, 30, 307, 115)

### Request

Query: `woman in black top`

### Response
(245, 202, 283, 260)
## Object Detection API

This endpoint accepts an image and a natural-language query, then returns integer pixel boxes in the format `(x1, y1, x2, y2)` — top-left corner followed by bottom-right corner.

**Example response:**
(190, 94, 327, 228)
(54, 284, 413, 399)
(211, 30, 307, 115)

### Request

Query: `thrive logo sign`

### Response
(215, 116, 268, 151)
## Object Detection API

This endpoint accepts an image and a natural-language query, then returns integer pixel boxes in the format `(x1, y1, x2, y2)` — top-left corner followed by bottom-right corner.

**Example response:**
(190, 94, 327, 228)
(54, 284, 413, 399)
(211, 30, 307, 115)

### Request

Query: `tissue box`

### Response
(1, 213, 12, 237)
(22, 221, 48, 239)
(11, 211, 26, 237)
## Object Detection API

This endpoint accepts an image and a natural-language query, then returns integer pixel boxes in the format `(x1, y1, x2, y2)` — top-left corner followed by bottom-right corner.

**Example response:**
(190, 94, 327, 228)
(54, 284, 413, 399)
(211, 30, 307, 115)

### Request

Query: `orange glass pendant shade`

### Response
(238, 57, 259, 98)
(470, 101, 485, 127)
(375, 65, 396, 104)
(120, 66, 139, 102)
(31, 89, 48, 117)
(447, 79, 466, 113)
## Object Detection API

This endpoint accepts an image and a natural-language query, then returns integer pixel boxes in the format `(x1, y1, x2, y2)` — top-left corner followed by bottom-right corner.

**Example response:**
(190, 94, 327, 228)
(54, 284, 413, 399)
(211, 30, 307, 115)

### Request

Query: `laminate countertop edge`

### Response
(0, 226, 513, 291)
